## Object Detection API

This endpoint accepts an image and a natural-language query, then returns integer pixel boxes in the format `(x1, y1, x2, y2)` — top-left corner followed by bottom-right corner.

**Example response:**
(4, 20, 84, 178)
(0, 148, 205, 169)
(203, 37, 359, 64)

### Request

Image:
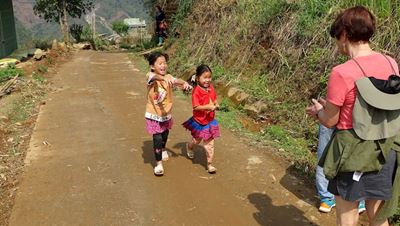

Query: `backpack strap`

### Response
(352, 58, 368, 77)
(381, 54, 397, 75)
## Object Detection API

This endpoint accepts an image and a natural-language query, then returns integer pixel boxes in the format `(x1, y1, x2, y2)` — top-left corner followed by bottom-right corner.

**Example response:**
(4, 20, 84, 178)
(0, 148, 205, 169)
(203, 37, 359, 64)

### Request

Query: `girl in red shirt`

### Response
(182, 65, 220, 173)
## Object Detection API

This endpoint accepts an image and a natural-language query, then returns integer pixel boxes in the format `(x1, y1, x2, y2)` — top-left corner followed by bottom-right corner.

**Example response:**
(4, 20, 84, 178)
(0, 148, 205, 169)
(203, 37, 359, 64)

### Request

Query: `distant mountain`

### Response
(12, 0, 153, 46)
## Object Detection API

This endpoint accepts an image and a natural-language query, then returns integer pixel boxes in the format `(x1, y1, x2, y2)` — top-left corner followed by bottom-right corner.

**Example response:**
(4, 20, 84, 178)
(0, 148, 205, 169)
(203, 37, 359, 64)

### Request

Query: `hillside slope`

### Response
(166, 0, 400, 221)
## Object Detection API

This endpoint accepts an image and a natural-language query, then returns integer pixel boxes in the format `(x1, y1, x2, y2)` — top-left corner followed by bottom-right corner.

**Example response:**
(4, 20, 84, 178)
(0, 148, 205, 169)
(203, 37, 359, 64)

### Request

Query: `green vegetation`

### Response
(33, 0, 94, 43)
(112, 21, 129, 36)
(169, 0, 400, 220)
(33, 38, 53, 50)
(70, 24, 84, 42)
(9, 97, 35, 124)
(216, 98, 314, 174)
(169, 0, 400, 162)
(15, 0, 153, 47)
(46, 56, 54, 65)
(80, 26, 94, 42)
(122, 37, 157, 52)
(170, 0, 193, 32)
(78, 26, 108, 50)
(32, 72, 46, 83)
(0, 64, 23, 83)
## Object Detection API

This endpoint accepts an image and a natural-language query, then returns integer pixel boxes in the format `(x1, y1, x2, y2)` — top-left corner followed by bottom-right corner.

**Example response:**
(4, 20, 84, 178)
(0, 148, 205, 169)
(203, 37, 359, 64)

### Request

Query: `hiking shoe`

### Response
(186, 143, 194, 159)
(358, 201, 366, 214)
(319, 199, 336, 213)
(162, 150, 169, 161)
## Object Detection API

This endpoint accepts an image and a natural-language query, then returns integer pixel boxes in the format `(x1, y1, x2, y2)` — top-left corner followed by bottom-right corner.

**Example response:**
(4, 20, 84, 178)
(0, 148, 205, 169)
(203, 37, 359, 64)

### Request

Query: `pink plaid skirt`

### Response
(145, 118, 173, 135)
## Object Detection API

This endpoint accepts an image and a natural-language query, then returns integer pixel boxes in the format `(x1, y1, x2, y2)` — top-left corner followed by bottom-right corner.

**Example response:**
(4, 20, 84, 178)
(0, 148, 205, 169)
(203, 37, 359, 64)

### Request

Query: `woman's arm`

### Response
(306, 98, 340, 128)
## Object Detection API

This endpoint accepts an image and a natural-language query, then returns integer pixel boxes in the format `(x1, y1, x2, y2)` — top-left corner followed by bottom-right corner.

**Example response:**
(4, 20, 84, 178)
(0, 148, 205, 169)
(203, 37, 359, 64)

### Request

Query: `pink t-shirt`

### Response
(326, 53, 399, 129)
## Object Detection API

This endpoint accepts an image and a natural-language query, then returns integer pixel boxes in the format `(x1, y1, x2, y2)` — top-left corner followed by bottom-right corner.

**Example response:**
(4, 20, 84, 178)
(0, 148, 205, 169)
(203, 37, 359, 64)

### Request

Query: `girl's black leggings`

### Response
(152, 129, 169, 161)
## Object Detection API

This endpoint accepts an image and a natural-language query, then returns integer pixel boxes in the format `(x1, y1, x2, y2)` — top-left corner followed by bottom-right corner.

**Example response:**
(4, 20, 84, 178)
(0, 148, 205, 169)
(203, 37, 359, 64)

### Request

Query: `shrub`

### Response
(0, 64, 23, 82)
(33, 38, 52, 50)
(80, 25, 94, 42)
(112, 20, 129, 36)
(70, 24, 84, 42)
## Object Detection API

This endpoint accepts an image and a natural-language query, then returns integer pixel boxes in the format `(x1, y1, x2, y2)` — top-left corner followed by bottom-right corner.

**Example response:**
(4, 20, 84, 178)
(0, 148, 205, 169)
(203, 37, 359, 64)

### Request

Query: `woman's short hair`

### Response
(330, 6, 376, 42)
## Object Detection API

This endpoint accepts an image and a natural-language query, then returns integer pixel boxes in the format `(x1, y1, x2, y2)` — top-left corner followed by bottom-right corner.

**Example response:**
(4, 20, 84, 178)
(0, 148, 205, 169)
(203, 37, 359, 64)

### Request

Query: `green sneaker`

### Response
(319, 199, 336, 213)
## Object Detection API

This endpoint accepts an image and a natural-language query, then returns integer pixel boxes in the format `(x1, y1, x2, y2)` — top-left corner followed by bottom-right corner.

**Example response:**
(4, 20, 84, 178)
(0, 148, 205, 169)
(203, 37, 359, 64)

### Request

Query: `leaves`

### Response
(33, 0, 94, 23)
(112, 21, 129, 36)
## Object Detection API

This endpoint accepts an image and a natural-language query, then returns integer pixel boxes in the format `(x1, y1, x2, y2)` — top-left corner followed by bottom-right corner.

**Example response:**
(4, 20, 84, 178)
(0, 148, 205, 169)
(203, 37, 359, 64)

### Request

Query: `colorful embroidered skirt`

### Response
(182, 117, 220, 140)
(145, 118, 173, 135)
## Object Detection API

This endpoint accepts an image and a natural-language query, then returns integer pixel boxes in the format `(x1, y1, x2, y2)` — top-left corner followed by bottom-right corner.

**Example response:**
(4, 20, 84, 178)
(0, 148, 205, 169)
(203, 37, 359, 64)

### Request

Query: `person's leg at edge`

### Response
(365, 200, 389, 226)
(204, 139, 216, 173)
(158, 36, 163, 46)
(335, 196, 359, 226)
(161, 129, 169, 161)
(316, 124, 335, 212)
(187, 137, 201, 159)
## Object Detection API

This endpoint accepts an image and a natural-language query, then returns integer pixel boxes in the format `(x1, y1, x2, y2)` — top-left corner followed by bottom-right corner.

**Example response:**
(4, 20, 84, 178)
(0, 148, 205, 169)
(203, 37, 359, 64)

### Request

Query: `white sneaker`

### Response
(154, 163, 164, 176)
(207, 164, 217, 174)
(162, 150, 169, 161)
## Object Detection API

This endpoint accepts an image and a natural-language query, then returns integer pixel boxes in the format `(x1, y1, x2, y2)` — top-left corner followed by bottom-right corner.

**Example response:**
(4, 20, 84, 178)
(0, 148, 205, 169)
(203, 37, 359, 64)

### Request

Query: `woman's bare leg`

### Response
(335, 196, 359, 226)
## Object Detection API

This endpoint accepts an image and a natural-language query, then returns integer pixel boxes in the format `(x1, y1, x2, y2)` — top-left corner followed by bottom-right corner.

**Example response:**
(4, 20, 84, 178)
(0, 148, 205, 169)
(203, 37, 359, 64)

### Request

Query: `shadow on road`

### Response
(141, 140, 189, 168)
(142, 141, 156, 168)
(248, 192, 317, 226)
(279, 165, 318, 207)
(173, 142, 208, 170)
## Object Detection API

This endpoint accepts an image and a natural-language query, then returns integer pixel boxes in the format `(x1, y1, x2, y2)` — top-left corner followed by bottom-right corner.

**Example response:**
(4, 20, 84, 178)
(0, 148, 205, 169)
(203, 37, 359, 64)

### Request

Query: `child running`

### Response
(145, 52, 192, 176)
(182, 65, 220, 174)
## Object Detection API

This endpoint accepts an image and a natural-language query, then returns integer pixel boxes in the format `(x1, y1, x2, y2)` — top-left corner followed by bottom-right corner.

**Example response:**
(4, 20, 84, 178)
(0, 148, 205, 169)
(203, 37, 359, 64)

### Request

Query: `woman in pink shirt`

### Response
(306, 6, 398, 226)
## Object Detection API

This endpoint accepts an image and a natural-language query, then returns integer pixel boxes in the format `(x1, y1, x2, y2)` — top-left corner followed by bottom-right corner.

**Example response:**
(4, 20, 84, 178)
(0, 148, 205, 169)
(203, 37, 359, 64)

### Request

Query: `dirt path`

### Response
(8, 51, 336, 226)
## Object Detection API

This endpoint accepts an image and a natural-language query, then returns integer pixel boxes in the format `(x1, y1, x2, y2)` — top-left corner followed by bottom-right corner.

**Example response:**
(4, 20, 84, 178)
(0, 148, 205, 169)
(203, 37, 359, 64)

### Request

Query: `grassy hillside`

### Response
(169, 0, 400, 159)
(167, 0, 400, 221)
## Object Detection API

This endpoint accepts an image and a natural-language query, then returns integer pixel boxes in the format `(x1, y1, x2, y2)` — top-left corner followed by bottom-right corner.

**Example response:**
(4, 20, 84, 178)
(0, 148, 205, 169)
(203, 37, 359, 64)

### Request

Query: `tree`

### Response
(112, 21, 129, 36)
(33, 0, 94, 43)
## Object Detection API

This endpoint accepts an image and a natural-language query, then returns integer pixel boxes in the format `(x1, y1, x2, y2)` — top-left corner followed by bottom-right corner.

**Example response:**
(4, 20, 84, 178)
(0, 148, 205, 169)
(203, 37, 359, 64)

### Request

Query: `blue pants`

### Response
(316, 124, 335, 201)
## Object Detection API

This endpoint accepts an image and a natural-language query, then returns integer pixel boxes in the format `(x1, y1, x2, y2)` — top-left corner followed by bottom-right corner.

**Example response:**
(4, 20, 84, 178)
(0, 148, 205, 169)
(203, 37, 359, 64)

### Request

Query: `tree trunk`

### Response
(61, 0, 70, 44)
(59, 13, 64, 42)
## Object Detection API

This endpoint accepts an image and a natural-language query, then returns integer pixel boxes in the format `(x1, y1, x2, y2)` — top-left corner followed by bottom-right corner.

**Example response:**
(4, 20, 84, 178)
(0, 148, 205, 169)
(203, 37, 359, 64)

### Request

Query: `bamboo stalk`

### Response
(0, 74, 20, 98)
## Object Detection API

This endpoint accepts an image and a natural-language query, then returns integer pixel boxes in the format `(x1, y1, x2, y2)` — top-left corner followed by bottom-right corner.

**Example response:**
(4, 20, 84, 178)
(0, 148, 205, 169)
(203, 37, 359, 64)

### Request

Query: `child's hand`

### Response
(182, 82, 192, 91)
(208, 104, 217, 111)
(215, 103, 220, 110)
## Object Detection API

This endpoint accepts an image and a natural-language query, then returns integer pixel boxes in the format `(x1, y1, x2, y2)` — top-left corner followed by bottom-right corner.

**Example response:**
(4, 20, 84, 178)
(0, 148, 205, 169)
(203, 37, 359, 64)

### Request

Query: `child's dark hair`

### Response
(146, 51, 169, 66)
(189, 64, 212, 86)
(196, 64, 212, 77)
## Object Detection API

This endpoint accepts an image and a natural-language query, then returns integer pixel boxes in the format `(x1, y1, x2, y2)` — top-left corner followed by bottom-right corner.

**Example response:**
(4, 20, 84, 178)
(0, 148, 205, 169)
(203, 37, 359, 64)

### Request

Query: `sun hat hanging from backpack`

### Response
(352, 55, 400, 140)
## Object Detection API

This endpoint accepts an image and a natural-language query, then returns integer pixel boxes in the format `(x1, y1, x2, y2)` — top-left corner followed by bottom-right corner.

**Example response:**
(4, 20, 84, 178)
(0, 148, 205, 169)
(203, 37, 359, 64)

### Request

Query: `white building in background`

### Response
(123, 18, 146, 29)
